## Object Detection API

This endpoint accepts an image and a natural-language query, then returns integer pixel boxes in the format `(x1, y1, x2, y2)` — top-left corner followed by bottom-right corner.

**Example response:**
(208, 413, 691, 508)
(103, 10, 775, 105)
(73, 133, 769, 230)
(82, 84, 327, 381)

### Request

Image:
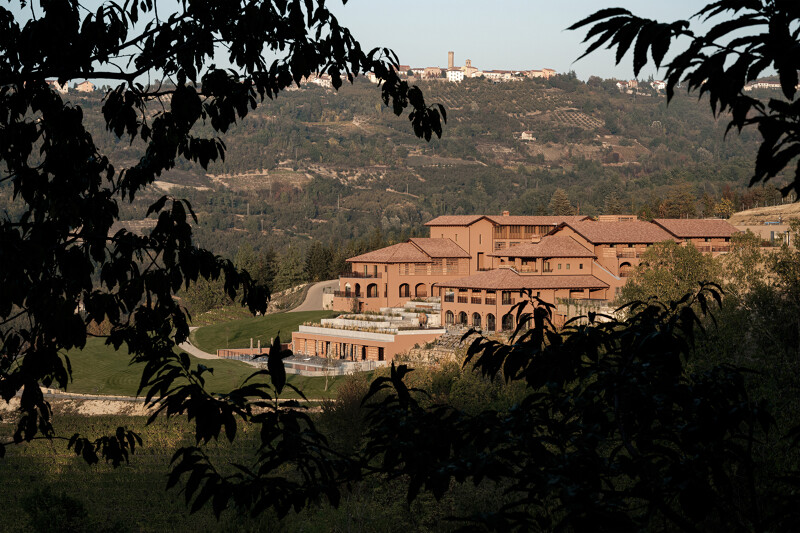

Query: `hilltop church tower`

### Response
(448, 51, 454, 69)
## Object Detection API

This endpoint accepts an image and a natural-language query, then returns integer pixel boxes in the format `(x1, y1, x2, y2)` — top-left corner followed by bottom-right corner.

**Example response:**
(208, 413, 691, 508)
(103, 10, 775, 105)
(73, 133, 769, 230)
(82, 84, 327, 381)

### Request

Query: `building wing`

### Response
(652, 218, 739, 239)
(346, 242, 432, 263)
(489, 236, 595, 258)
(558, 220, 675, 244)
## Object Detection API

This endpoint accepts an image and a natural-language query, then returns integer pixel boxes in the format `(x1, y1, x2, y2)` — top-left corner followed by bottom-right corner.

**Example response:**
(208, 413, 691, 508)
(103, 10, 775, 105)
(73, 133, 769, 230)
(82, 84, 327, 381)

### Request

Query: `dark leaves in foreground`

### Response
(570, 1, 800, 198)
(361, 284, 790, 531)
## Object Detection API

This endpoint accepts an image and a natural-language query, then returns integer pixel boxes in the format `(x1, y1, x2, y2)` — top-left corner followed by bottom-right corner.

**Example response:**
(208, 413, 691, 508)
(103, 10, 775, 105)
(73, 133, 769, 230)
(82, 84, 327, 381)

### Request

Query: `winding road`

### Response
(291, 279, 338, 312)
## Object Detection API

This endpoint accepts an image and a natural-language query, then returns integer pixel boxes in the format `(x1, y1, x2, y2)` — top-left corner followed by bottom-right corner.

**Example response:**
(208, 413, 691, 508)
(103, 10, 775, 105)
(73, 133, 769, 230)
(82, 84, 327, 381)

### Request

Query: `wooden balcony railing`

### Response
(471, 297, 482, 305)
(616, 251, 642, 258)
(333, 291, 357, 298)
(444, 295, 454, 303)
(502, 298, 515, 306)
(485, 298, 496, 306)
(457, 296, 469, 304)
(340, 271, 381, 279)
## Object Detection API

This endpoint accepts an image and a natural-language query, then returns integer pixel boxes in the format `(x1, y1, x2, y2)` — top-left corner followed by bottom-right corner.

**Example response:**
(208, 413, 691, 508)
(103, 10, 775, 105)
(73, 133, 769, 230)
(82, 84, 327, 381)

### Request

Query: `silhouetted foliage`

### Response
(0, 0, 441, 498)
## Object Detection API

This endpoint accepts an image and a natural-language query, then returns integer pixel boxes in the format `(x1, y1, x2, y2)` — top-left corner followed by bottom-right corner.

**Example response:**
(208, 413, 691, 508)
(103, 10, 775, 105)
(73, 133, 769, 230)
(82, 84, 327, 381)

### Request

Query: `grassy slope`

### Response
(65, 337, 343, 399)
(190, 310, 336, 354)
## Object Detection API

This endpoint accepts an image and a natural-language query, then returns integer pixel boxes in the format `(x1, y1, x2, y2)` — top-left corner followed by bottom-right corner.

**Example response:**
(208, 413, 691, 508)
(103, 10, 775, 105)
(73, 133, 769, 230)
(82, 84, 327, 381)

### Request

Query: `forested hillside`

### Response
(2, 74, 791, 270)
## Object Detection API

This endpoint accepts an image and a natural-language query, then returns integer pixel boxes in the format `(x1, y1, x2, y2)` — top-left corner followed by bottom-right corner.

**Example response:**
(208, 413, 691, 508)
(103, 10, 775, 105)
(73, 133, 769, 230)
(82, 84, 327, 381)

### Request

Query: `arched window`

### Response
(458, 311, 468, 325)
(619, 262, 633, 277)
(355, 283, 361, 297)
(472, 313, 481, 328)
(502, 313, 514, 331)
(445, 311, 454, 325)
(399, 283, 410, 297)
(367, 284, 378, 298)
(344, 283, 351, 296)
(415, 283, 427, 298)
(486, 314, 496, 332)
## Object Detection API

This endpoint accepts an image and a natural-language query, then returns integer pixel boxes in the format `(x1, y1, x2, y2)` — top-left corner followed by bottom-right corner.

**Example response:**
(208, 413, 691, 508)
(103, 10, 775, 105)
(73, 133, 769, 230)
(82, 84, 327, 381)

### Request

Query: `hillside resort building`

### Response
(290, 213, 738, 364)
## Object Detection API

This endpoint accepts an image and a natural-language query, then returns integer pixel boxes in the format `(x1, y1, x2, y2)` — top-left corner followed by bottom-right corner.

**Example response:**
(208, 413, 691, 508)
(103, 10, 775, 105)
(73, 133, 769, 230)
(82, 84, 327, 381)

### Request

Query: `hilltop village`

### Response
(286, 213, 742, 365)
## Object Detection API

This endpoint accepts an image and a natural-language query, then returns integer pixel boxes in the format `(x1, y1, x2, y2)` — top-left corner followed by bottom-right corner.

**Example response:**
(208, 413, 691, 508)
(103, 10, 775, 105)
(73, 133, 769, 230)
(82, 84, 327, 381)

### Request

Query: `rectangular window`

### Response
(558, 264, 562, 270)
(566, 263, 570, 270)
(579, 263, 583, 270)
(479, 235, 482, 244)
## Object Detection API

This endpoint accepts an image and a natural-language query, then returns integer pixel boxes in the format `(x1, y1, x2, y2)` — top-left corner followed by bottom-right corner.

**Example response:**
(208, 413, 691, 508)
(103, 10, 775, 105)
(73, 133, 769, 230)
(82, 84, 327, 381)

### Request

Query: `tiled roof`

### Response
(409, 238, 470, 258)
(438, 269, 608, 290)
(560, 220, 675, 244)
(485, 215, 590, 226)
(346, 242, 431, 263)
(425, 214, 591, 227)
(424, 215, 486, 226)
(652, 219, 739, 238)
(489, 236, 595, 258)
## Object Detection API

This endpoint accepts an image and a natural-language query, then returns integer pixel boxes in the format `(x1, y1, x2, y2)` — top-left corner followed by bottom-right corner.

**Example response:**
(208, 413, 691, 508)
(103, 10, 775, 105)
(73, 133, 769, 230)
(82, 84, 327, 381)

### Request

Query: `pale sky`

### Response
(331, 0, 707, 80)
(12, 0, 717, 81)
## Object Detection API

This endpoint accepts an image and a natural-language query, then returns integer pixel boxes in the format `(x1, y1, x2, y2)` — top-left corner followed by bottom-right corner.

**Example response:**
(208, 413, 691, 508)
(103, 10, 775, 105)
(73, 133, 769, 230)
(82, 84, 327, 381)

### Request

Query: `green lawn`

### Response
(190, 310, 336, 354)
(65, 337, 344, 399)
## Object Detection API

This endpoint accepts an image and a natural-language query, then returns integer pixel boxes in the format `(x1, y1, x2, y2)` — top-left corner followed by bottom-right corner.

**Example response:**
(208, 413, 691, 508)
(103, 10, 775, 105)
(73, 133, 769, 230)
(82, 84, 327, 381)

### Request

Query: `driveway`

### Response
(291, 279, 338, 312)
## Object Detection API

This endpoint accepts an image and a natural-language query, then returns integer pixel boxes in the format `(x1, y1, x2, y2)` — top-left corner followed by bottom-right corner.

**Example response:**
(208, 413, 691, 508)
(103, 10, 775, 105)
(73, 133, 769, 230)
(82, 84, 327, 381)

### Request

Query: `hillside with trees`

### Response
(1, 74, 791, 271)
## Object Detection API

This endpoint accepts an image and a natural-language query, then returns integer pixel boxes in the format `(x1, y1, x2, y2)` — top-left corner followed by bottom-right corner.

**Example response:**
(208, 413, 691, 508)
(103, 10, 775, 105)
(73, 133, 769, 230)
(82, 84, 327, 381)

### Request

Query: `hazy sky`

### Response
(11, 0, 717, 81)
(331, 0, 708, 80)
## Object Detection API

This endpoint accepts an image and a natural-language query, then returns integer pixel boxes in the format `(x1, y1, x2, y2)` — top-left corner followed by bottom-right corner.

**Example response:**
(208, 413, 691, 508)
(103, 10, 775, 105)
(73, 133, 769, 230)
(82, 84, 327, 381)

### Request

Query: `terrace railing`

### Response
(333, 291, 358, 298)
(340, 271, 381, 279)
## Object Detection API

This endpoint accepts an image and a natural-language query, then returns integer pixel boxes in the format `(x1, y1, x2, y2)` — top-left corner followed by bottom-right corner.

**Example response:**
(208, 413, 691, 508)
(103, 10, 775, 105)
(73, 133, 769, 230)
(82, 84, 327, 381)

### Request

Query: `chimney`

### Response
(448, 51, 454, 69)
(502, 210, 510, 216)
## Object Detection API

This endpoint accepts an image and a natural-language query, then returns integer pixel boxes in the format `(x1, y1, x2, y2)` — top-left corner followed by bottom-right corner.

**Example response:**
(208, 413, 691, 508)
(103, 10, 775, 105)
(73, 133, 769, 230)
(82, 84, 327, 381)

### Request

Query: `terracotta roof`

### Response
(438, 269, 608, 290)
(425, 215, 486, 226)
(489, 236, 595, 258)
(409, 238, 470, 258)
(347, 242, 431, 263)
(425, 214, 590, 227)
(558, 220, 675, 244)
(485, 215, 591, 226)
(652, 219, 739, 239)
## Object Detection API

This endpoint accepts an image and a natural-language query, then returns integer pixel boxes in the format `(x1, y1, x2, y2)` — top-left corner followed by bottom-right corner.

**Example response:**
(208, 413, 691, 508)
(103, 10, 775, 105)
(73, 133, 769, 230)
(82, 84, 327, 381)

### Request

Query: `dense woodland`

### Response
(1, 74, 792, 289)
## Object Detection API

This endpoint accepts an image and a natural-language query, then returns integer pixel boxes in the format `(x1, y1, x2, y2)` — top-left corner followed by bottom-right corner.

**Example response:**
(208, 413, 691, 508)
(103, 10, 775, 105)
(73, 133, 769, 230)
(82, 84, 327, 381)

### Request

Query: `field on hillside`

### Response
(64, 337, 344, 399)
(728, 203, 800, 225)
(190, 310, 336, 354)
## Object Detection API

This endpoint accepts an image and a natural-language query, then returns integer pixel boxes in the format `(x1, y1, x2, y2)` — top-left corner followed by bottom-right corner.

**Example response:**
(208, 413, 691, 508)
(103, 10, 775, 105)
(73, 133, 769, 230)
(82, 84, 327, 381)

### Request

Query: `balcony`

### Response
(457, 296, 469, 304)
(444, 294, 454, 303)
(519, 266, 538, 273)
(340, 271, 381, 279)
(501, 298, 515, 306)
(616, 251, 642, 258)
(485, 298, 496, 306)
(471, 297, 482, 305)
(333, 291, 358, 298)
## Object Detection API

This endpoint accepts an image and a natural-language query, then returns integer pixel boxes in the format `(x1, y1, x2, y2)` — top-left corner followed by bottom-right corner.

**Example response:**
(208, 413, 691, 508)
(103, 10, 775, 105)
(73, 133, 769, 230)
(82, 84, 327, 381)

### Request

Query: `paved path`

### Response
(291, 279, 338, 312)
(179, 327, 225, 360)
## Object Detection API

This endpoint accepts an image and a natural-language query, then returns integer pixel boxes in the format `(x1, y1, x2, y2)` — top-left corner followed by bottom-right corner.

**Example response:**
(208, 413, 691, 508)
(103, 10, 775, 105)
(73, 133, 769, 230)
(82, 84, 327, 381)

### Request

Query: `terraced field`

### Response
(190, 310, 336, 354)
(64, 336, 344, 399)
